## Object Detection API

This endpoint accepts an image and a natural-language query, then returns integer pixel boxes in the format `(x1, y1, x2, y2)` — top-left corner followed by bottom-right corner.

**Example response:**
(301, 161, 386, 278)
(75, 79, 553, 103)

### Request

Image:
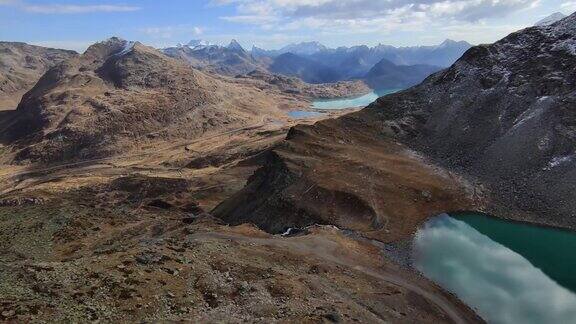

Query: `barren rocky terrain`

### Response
(0, 110, 481, 322)
(2, 5, 575, 323)
(0, 38, 301, 164)
(0, 42, 76, 110)
(0, 37, 482, 322)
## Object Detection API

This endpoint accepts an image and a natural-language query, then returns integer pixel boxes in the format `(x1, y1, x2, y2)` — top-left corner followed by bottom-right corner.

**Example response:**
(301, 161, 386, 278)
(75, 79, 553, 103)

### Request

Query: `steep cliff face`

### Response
(3, 38, 283, 163)
(0, 42, 77, 110)
(215, 14, 576, 236)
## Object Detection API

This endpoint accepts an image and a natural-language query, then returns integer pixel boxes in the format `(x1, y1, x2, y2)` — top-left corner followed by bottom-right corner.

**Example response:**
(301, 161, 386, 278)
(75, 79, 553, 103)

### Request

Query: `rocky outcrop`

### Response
(214, 117, 479, 242)
(0, 42, 76, 110)
(361, 14, 576, 228)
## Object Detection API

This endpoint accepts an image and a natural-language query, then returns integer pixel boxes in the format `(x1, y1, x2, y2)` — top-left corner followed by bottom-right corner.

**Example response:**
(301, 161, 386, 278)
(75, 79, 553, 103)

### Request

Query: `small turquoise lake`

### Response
(287, 111, 323, 119)
(414, 213, 576, 324)
(312, 88, 400, 110)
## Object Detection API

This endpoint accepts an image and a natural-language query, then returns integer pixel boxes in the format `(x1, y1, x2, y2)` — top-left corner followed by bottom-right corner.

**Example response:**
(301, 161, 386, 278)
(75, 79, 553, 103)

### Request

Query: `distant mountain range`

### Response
(364, 59, 442, 89)
(268, 52, 342, 84)
(252, 41, 328, 57)
(163, 39, 472, 87)
(163, 39, 263, 77)
(254, 39, 471, 66)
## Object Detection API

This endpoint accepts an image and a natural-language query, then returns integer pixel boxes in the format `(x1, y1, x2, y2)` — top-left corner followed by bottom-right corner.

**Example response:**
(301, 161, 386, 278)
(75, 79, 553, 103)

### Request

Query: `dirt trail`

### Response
(193, 231, 475, 324)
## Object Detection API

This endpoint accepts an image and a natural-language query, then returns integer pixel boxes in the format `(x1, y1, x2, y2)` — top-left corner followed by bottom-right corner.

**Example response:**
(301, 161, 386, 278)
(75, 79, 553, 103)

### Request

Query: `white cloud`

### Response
(138, 25, 204, 39)
(23, 4, 140, 14)
(0, 1, 140, 14)
(220, 14, 279, 24)
(561, 1, 576, 11)
(215, 0, 538, 39)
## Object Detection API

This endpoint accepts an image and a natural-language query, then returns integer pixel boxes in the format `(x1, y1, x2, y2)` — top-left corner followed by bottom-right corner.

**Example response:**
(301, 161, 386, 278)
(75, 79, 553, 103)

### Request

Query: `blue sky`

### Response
(0, 0, 573, 52)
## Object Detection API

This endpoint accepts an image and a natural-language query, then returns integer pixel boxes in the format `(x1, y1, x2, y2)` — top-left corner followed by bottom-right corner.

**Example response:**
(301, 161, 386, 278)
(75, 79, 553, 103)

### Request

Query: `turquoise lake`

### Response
(287, 111, 323, 119)
(312, 88, 400, 110)
(414, 213, 576, 324)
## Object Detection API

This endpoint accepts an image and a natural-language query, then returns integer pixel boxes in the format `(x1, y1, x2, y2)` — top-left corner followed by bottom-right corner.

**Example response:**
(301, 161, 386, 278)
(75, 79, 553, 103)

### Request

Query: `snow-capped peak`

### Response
(279, 41, 327, 55)
(186, 39, 213, 49)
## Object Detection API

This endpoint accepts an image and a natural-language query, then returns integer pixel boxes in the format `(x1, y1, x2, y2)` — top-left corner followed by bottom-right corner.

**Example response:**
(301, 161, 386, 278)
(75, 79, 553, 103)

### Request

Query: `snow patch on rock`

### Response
(115, 41, 135, 57)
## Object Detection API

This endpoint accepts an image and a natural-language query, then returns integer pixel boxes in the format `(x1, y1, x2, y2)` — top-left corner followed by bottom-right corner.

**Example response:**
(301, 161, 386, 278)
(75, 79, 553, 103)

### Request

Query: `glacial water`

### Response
(311, 88, 400, 110)
(287, 111, 323, 119)
(414, 213, 576, 324)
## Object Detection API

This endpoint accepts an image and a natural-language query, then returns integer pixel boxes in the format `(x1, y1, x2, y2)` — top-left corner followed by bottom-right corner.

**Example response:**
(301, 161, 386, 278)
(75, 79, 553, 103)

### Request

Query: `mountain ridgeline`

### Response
(163, 39, 263, 77)
(364, 59, 442, 89)
(0, 42, 77, 110)
(164, 39, 472, 86)
(1, 38, 288, 163)
(214, 13, 576, 237)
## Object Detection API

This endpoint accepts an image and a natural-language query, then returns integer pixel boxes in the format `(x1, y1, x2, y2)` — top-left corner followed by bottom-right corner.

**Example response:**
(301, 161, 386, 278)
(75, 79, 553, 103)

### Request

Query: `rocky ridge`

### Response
(236, 70, 370, 99)
(0, 42, 77, 110)
(3, 38, 286, 163)
(214, 13, 576, 237)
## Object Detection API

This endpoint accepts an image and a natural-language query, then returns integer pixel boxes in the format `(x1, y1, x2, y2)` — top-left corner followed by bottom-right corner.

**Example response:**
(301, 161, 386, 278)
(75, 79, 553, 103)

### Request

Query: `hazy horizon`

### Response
(0, 0, 573, 52)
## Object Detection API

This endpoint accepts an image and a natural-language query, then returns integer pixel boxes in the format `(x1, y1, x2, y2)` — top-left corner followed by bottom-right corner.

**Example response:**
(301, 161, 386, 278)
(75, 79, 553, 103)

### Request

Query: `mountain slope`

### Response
(0, 42, 77, 110)
(536, 12, 567, 26)
(269, 53, 341, 84)
(237, 70, 370, 99)
(363, 59, 442, 89)
(215, 13, 576, 237)
(3, 38, 285, 163)
(163, 41, 263, 76)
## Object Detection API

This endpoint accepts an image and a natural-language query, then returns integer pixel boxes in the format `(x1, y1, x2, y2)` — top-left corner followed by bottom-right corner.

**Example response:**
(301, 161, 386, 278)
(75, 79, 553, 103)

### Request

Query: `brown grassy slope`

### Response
(235, 69, 371, 99)
(214, 114, 482, 243)
(3, 38, 287, 163)
(0, 42, 77, 110)
(0, 179, 482, 323)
